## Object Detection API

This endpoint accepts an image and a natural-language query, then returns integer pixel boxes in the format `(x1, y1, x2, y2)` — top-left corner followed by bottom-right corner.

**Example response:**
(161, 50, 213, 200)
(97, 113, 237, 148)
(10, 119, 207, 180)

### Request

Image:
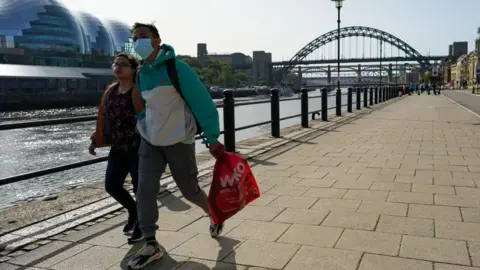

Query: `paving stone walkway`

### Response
(2, 94, 480, 269)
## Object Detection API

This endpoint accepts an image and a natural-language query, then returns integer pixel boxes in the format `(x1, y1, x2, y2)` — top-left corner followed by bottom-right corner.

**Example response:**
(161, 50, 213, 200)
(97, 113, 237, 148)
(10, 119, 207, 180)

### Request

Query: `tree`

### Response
(177, 56, 249, 87)
(420, 72, 443, 84)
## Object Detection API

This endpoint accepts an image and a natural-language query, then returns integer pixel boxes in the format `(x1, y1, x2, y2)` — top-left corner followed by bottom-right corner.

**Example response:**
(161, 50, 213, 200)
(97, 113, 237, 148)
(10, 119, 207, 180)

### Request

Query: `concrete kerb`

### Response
(442, 93, 480, 119)
(0, 94, 403, 253)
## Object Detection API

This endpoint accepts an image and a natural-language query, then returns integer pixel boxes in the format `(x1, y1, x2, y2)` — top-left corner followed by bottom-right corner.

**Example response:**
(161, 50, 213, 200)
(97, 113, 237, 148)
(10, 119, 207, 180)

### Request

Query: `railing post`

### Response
(347, 87, 353, 113)
(301, 88, 309, 128)
(321, 87, 328, 121)
(270, 88, 280, 138)
(336, 88, 342, 116)
(223, 89, 235, 152)
(380, 87, 384, 102)
(369, 87, 373, 106)
(356, 87, 361, 110)
(363, 87, 368, 108)
(375, 87, 378, 104)
(386, 87, 390, 100)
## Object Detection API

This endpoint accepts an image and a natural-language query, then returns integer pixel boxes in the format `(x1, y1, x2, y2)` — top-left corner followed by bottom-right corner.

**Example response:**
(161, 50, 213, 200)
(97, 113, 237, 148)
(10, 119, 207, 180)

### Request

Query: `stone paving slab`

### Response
(4, 94, 480, 269)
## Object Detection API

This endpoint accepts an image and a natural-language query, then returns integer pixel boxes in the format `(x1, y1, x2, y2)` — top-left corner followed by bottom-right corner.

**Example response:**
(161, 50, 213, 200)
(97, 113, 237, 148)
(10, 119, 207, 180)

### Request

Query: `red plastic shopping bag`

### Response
(208, 152, 260, 224)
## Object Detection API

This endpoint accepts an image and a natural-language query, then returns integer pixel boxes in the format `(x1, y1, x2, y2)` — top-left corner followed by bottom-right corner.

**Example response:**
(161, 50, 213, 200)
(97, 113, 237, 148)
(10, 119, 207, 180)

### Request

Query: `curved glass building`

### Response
(0, 0, 130, 65)
(104, 20, 131, 54)
(0, 0, 134, 109)
(75, 12, 115, 56)
(0, 0, 85, 53)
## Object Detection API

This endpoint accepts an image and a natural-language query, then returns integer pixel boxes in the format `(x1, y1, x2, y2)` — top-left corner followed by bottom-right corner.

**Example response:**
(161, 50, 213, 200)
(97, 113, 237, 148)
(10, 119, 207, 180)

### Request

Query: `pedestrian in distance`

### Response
(127, 22, 226, 269)
(89, 52, 144, 243)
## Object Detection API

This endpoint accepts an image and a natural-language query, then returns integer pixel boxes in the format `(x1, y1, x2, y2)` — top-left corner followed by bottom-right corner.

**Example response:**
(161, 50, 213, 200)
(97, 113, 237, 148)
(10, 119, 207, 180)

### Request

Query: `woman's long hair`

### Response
(106, 52, 140, 91)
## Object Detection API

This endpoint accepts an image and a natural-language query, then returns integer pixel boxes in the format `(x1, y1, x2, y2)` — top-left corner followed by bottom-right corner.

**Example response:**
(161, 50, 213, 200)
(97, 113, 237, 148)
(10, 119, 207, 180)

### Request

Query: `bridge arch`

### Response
(277, 26, 430, 82)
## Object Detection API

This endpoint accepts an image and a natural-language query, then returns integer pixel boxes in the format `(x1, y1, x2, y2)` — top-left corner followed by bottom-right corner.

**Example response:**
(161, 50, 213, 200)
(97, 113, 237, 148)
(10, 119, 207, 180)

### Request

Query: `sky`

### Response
(60, 0, 480, 61)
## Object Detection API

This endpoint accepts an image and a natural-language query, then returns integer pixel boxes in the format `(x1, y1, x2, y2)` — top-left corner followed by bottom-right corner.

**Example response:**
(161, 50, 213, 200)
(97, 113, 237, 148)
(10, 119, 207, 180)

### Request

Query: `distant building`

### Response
(443, 33, 480, 88)
(197, 43, 253, 68)
(197, 43, 208, 66)
(252, 51, 273, 84)
(448, 42, 468, 58)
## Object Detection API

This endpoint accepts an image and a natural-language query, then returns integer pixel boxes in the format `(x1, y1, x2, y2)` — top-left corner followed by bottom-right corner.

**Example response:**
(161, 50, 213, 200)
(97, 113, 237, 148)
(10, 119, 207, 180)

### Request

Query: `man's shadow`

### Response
(157, 192, 192, 212)
(119, 237, 240, 269)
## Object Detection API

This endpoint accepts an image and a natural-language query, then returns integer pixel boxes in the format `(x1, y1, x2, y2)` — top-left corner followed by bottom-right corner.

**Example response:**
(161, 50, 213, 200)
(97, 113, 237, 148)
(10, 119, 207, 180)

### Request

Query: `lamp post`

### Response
(331, 0, 344, 92)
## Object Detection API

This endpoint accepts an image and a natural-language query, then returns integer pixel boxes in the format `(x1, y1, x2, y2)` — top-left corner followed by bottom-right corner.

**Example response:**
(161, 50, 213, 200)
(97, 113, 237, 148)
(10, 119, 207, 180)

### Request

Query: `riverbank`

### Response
(0, 121, 314, 235)
(2, 92, 332, 209)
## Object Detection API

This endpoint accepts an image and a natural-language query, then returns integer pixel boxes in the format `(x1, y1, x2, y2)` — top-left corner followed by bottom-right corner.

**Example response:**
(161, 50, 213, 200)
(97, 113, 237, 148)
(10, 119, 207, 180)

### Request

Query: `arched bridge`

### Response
(273, 26, 446, 83)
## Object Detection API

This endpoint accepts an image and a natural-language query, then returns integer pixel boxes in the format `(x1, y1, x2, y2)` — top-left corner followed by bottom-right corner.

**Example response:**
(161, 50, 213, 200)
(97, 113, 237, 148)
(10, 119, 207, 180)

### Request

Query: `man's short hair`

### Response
(131, 22, 160, 38)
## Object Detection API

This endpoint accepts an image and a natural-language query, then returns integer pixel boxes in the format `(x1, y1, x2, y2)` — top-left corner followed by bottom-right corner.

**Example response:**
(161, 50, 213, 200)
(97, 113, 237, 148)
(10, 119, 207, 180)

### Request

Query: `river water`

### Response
(0, 89, 359, 209)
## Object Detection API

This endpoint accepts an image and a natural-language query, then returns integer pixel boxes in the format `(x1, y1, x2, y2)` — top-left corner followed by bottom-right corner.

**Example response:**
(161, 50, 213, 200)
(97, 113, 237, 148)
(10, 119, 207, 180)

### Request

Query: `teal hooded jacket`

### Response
(135, 44, 220, 146)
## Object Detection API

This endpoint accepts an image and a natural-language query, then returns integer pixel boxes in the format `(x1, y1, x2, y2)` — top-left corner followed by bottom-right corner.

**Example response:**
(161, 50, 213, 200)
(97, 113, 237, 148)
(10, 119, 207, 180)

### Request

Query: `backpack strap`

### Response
(166, 58, 208, 146)
(165, 58, 183, 99)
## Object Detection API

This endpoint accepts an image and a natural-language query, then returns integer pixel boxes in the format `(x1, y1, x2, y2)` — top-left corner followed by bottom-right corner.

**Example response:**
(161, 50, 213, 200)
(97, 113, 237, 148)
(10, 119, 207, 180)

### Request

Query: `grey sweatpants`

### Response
(136, 139, 210, 238)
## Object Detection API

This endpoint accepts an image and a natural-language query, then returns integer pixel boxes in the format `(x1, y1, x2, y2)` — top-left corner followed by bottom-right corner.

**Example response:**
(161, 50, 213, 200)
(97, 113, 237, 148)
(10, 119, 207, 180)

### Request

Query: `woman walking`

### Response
(89, 52, 144, 242)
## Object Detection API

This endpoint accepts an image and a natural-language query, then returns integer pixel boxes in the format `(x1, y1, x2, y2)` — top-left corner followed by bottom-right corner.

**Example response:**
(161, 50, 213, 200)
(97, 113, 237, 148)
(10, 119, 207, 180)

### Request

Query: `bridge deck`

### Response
(2, 92, 480, 269)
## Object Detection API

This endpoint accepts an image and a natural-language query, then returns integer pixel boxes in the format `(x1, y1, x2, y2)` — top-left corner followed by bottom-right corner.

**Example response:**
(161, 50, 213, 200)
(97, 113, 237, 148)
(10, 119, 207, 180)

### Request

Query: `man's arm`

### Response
(175, 59, 220, 144)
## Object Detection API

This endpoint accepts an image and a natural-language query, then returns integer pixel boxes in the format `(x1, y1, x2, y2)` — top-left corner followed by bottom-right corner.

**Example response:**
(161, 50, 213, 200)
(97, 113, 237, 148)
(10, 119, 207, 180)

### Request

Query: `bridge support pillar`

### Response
(327, 65, 332, 85)
(358, 64, 362, 82)
(420, 64, 426, 76)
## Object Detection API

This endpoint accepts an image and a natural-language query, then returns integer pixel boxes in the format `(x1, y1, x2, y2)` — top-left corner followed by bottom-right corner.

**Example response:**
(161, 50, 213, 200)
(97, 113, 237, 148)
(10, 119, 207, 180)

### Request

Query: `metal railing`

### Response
(0, 86, 404, 186)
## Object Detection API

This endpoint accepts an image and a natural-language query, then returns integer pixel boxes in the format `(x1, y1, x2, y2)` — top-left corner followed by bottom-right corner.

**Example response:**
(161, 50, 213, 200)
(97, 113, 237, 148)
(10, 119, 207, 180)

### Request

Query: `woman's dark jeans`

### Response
(105, 147, 139, 220)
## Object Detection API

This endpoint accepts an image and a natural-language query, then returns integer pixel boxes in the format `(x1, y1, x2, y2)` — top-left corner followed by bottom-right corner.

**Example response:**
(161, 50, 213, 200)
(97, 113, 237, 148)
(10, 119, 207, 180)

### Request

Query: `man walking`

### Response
(127, 22, 226, 269)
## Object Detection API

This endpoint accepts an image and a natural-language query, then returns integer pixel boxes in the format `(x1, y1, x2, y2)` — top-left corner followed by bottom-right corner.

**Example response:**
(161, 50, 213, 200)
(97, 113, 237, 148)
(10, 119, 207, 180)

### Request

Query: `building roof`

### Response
(0, 64, 113, 79)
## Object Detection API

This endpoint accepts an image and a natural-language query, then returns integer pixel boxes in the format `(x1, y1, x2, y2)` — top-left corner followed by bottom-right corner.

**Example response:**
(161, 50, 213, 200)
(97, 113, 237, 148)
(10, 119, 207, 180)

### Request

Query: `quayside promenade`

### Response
(2, 92, 480, 269)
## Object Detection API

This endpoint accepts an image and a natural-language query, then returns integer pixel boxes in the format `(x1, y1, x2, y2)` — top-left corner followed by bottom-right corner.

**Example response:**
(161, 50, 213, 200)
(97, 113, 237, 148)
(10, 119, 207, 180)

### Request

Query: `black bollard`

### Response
(370, 87, 374, 106)
(347, 87, 353, 113)
(270, 88, 280, 138)
(223, 89, 235, 152)
(321, 88, 328, 121)
(363, 87, 368, 108)
(356, 87, 361, 110)
(336, 88, 342, 116)
(375, 87, 378, 104)
(301, 88, 309, 128)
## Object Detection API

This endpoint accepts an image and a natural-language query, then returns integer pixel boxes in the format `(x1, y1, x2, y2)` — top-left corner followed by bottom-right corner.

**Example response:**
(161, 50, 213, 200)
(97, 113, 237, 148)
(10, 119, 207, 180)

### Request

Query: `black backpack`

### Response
(136, 58, 206, 143)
